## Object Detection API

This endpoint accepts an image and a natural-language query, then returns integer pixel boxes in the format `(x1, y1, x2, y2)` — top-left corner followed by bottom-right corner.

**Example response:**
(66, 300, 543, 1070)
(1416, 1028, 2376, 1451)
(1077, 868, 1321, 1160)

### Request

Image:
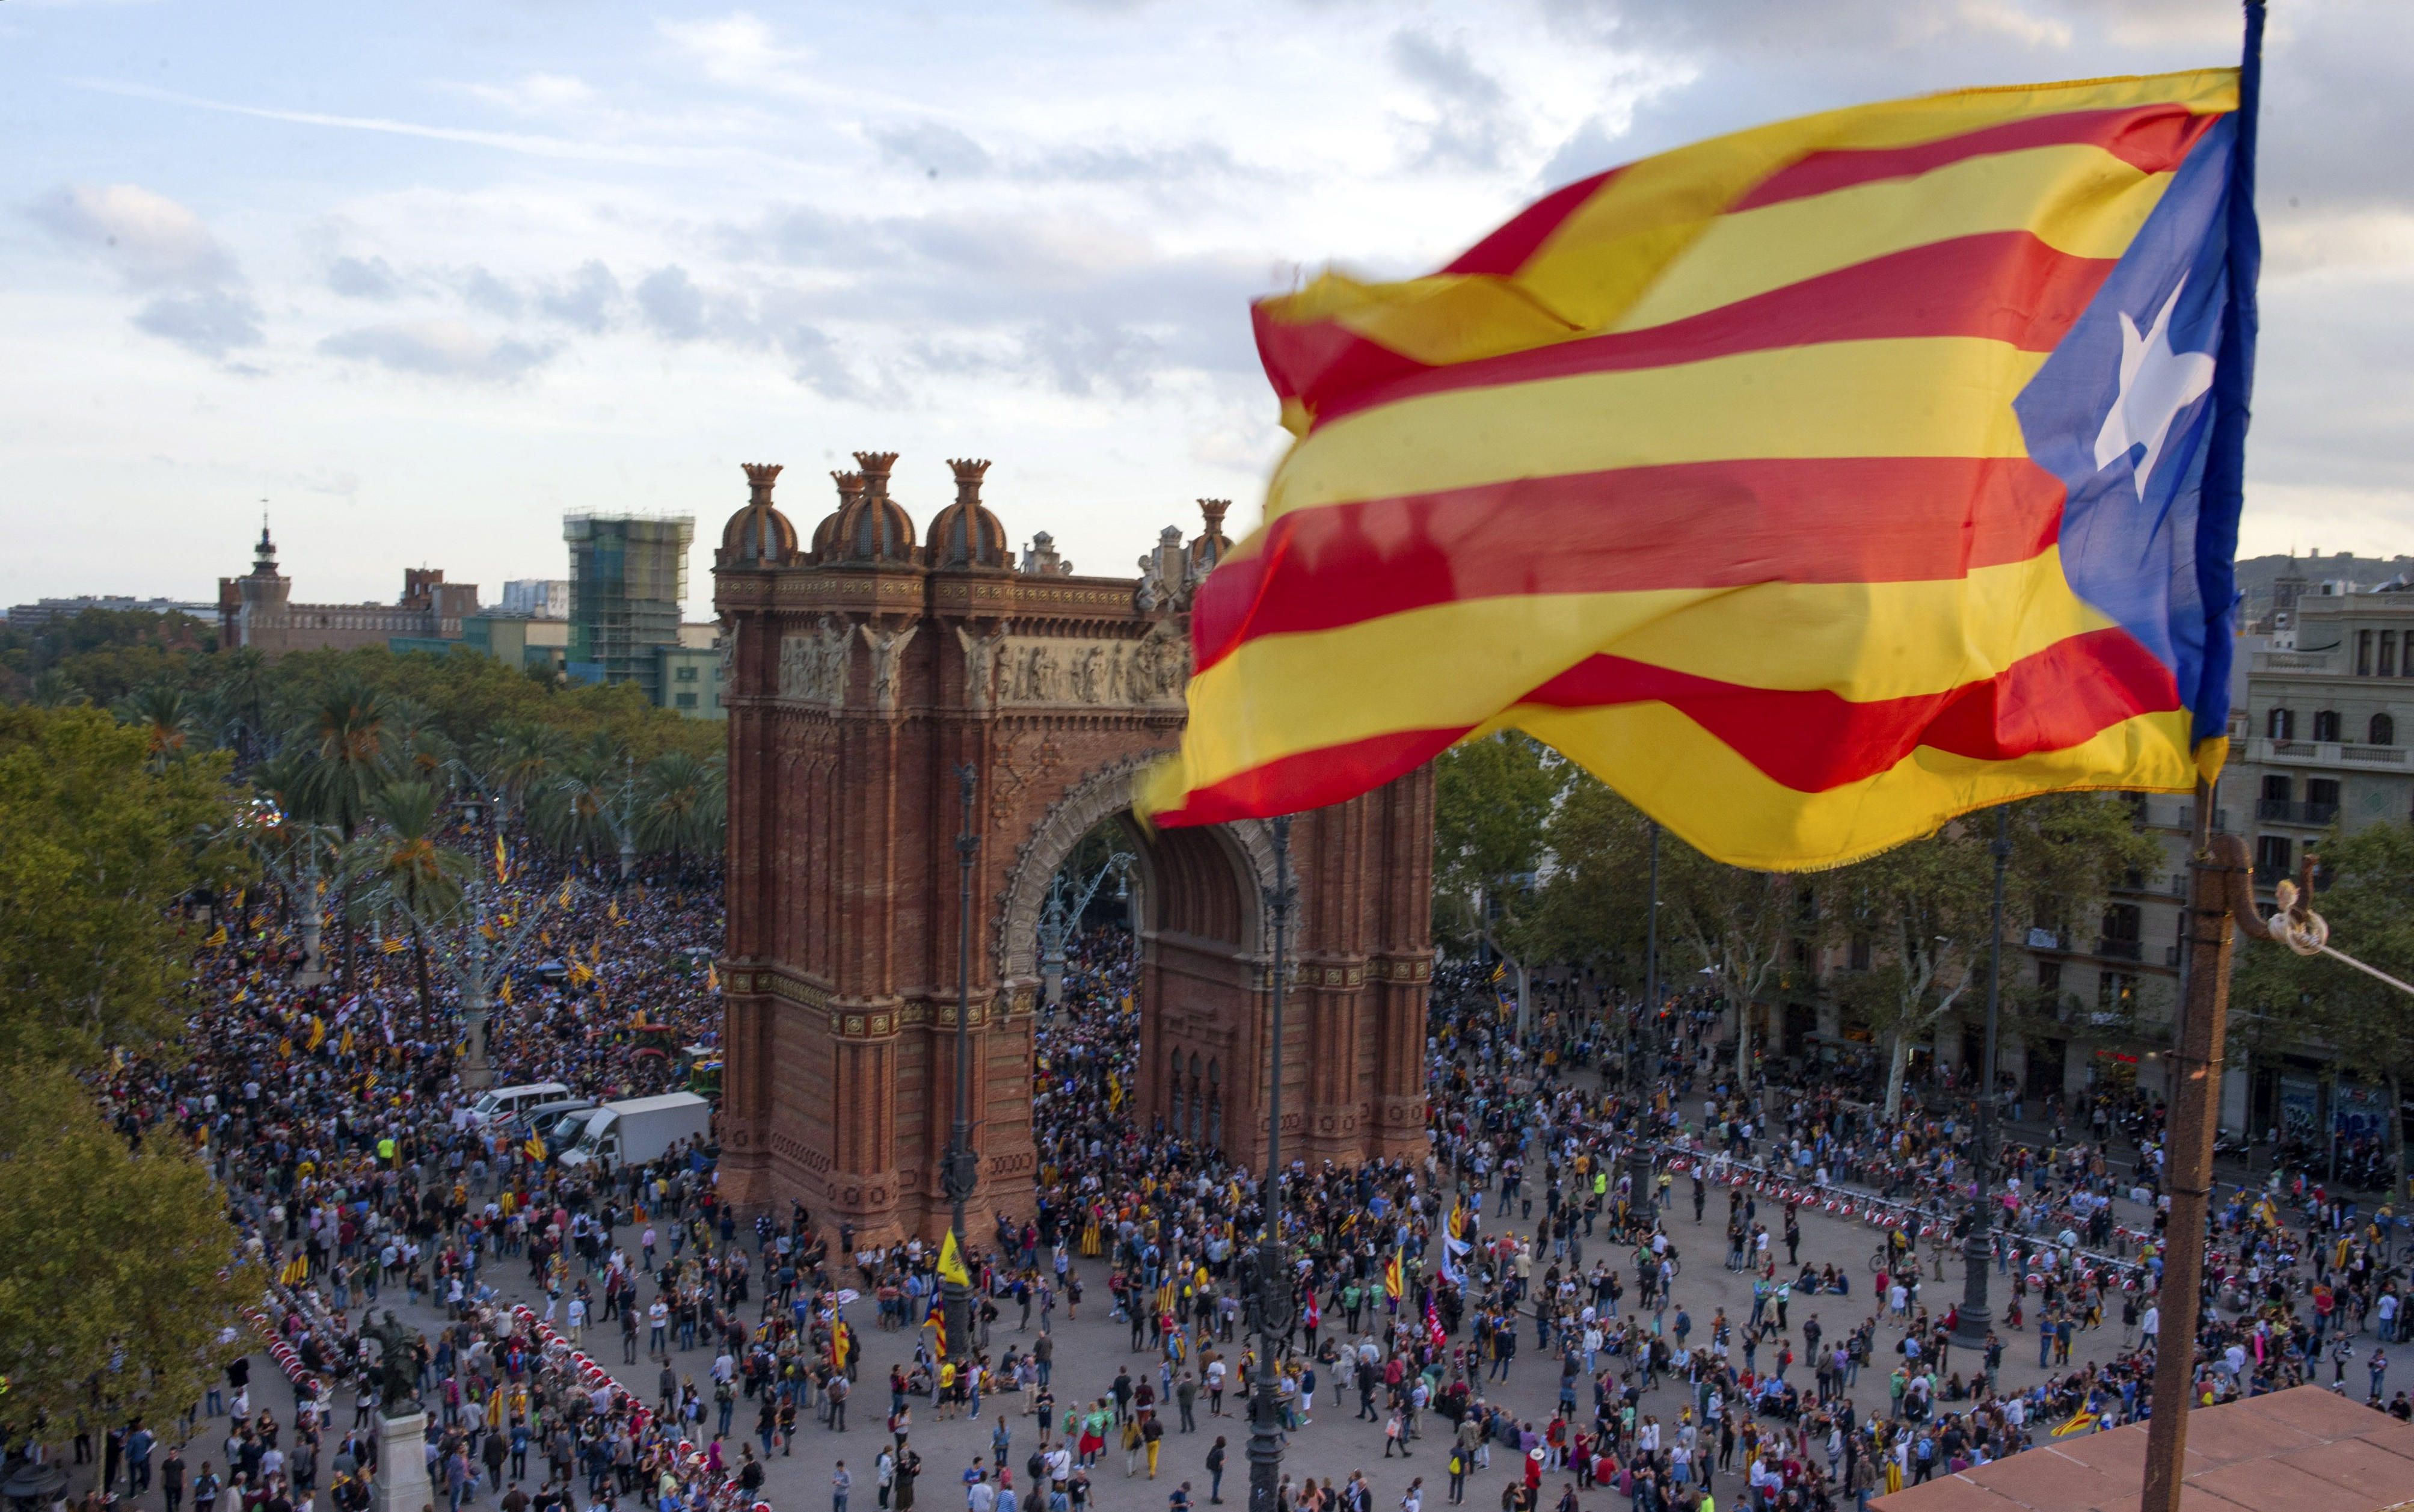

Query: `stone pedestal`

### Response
(373, 1412, 432, 1512)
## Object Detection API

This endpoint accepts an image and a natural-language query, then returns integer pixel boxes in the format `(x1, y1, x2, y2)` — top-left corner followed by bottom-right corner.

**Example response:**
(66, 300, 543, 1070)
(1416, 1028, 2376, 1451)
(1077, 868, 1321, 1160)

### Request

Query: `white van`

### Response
(464, 1081, 573, 1128)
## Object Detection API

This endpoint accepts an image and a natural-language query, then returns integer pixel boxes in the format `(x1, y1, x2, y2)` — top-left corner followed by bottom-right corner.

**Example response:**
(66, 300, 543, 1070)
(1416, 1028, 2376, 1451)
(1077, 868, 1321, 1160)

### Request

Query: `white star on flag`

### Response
(2094, 274, 2217, 498)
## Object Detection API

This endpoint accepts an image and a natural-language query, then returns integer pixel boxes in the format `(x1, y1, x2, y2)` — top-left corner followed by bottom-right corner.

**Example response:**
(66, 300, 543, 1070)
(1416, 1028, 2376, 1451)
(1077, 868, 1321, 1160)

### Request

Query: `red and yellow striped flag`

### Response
(1140, 63, 2261, 870)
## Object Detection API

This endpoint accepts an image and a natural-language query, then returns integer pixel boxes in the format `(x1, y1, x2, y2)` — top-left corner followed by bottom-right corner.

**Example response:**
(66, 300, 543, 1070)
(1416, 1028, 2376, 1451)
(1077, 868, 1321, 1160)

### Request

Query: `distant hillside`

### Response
(2237, 550, 2414, 616)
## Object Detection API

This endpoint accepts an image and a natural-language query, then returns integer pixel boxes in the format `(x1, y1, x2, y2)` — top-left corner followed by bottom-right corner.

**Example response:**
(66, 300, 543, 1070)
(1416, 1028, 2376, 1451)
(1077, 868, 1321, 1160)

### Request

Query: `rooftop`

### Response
(1872, 1387, 2414, 1512)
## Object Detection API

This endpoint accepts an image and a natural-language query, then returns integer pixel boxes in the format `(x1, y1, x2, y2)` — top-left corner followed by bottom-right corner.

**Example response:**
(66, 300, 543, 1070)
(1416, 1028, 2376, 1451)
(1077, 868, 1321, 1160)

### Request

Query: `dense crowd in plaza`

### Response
(12, 849, 2414, 1512)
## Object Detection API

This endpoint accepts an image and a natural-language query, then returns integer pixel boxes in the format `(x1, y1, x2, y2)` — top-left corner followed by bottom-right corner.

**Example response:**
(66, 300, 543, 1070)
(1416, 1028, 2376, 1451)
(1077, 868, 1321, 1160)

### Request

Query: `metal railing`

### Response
(2256, 799, 2339, 825)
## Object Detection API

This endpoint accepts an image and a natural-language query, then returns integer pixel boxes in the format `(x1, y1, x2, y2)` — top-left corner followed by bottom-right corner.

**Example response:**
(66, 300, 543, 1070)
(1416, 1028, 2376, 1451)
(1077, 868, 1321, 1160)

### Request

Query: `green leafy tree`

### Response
(1521, 776, 1654, 992)
(2235, 819, 2414, 1175)
(1661, 841, 1796, 1089)
(1433, 733, 1565, 1024)
(0, 1059, 247, 1428)
(0, 708, 238, 1063)
(1828, 795, 2160, 1114)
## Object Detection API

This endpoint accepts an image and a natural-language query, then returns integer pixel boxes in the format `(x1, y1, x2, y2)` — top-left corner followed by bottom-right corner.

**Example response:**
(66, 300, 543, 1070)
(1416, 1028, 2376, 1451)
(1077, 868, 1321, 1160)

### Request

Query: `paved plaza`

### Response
(143, 1167, 2352, 1512)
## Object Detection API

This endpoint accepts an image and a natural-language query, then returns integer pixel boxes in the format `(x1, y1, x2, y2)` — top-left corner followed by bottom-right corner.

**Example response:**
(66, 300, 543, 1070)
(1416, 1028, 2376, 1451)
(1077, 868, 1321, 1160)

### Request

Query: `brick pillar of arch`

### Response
(716, 479, 1434, 1234)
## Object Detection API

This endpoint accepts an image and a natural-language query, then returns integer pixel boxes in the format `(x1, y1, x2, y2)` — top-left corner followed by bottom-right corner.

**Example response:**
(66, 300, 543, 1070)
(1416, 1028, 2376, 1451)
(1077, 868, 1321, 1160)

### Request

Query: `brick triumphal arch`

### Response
(712, 456, 1434, 1241)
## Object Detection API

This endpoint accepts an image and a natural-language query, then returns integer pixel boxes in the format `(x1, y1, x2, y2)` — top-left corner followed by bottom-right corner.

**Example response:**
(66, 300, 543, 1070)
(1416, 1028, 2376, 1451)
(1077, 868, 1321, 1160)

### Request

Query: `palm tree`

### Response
(28, 668, 88, 708)
(249, 748, 331, 964)
(290, 678, 398, 987)
(112, 679, 201, 769)
(474, 722, 563, 826)
(211, 648, 275, 761)
(634, 751, 728, 876)
(532, 731, 635, 875)
(386, 698, 459, 789)
(343, 779, 472, 1015)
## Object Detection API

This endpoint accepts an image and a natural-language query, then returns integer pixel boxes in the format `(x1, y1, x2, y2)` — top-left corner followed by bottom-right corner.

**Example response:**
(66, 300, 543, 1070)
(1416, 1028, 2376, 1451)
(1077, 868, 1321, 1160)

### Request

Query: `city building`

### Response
(563, 514, 693, 702)
(462, 612, 572, 675)
(217, 521, 480, 657)
(500, 579, 570, 618)
(2220, 581, 2414, 1143)
(656, 638, 723, 719)
(5, 594, 218, 628)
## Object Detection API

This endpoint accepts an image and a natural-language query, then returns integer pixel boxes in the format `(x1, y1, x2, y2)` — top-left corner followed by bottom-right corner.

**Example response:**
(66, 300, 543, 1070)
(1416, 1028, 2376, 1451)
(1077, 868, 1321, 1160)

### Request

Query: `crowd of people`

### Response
(26, 823, 752, 1512)
(10, 835, 2414, 1512)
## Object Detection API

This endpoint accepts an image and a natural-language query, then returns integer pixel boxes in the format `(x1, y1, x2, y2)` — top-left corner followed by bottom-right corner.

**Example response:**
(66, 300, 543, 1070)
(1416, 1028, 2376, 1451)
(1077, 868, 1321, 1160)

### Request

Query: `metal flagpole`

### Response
(1247, 816, 1295, 1512)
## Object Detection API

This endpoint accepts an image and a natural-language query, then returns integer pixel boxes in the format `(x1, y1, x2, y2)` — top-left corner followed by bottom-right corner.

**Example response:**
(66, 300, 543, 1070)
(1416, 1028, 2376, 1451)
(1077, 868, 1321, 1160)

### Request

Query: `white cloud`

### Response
(134, 291, 265, 361)
(26, 182, 237, 290)
(72, 79, 688, 167)
(318, 320, 553, 382)
(327, 254, 403, 300)
(456, 72, 597, 115)
(656, 12, 814, 90)
(25, 182, 263, 361)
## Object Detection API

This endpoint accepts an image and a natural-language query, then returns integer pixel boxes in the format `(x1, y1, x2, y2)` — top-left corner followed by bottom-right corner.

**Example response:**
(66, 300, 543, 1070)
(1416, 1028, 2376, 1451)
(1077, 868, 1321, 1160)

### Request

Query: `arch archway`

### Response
(713, 472, 1434, 1240)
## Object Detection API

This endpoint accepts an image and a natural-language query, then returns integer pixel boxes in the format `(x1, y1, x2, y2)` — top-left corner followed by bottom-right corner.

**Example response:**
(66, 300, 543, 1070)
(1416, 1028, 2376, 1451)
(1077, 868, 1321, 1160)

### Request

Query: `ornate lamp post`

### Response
(1627, 820, 1661, 1217)
(1954, 808, 2010, 1347)
(1246, 816, 1297, 1512)
(940, 764, 981, 1360)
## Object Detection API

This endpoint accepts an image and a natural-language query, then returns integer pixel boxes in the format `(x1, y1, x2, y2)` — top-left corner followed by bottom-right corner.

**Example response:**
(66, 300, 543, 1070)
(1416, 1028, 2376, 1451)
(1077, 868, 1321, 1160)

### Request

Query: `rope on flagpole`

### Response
(2261, 878, 2414, 999)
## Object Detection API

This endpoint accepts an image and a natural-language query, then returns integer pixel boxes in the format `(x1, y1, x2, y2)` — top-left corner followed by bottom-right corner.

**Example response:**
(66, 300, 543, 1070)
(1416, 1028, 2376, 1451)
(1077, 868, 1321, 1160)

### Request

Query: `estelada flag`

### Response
(1140, 52, 2263, 871)
(938, 1229, 972, 1287)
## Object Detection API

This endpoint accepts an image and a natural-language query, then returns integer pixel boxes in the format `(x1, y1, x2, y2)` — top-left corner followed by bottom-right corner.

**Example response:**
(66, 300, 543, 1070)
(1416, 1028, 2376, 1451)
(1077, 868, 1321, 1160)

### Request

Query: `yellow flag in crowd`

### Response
(204, 924, 229, 948)
(494, 834, 509, 884)
(1384, 1250, 1404, 1300)
(608, 899, 622, 925)
(938, 1229, 971, 1286)
(498, 976, 515, 1006)
(705, 963, 719, 992)
(381, 936, 407, 956)
(306, 1016, 326, 1051)
(339, 1027, 355, 1056)
(280, 1253, 309, 1285)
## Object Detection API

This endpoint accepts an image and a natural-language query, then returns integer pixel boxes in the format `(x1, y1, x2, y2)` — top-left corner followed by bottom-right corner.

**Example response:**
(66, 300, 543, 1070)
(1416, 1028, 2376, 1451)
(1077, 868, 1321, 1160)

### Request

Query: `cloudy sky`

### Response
(5, 0, 2410, 616)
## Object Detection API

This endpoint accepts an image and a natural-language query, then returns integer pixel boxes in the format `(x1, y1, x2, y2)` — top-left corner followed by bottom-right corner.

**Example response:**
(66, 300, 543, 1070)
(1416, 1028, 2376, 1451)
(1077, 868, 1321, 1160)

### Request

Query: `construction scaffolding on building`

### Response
(563, 513, 694, 702)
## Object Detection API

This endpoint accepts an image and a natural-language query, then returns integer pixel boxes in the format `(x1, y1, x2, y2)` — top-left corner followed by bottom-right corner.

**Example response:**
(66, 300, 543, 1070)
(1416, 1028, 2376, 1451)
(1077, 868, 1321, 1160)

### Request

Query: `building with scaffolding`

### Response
(563, 513, 694, 702)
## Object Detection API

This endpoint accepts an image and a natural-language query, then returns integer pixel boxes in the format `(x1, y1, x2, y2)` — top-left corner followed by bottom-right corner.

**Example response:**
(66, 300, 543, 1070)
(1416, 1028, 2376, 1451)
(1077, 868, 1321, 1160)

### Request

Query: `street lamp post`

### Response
(939, 764, 981, 1363)
(1954, 807, 2011, 1347)
(1627, 820, 1660, 1217)
(1246, 816, 1297, 1512)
